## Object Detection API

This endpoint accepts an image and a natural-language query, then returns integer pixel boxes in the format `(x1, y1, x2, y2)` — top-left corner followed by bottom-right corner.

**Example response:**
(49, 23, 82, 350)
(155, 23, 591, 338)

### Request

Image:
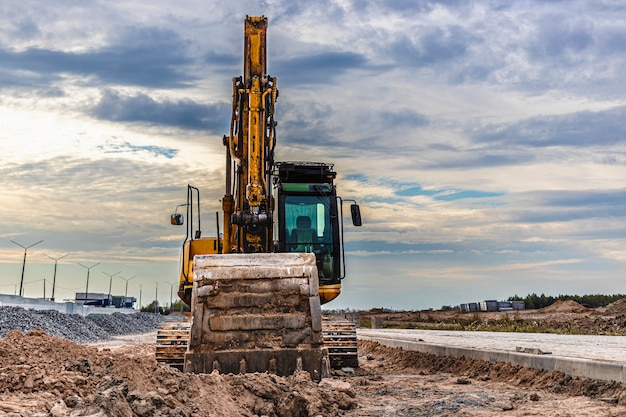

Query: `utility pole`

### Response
(102, 271, 121, 306)
(118, 275, 136, 308)
(154, 281, 159, 314)
(11, 239, 43, 297)
(166, 281, 175, 313)
(78, 262, 100, 304)
(44, 253, 69, 301)
(139, 284, 143, 310)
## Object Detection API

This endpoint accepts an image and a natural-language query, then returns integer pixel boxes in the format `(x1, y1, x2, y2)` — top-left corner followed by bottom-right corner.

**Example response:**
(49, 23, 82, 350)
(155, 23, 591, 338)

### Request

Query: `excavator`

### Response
(156, 16, 361, 381)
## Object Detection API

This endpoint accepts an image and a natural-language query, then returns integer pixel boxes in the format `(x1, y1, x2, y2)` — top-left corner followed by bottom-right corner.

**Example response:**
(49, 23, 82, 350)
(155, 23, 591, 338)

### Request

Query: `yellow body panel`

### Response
(319, 284, 341, 305)
(178, 238, 220, 305)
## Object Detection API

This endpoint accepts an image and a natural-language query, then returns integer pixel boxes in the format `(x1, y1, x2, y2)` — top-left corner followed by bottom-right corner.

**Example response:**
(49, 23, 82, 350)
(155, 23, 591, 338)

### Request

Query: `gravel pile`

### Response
(86, 312, 165, 336)
(0, 306, 164, 343)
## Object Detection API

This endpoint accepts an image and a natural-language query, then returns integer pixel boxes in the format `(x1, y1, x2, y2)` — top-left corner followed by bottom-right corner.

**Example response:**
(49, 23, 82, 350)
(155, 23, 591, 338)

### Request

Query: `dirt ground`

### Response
(362, 299, 626, 336)
(347, 340, 626, 416)
(2, 300, 626, 416)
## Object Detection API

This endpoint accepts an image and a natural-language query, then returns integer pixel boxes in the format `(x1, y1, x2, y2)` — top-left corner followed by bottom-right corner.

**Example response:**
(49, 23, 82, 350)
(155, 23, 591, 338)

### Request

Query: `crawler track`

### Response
(322, 318, 358, 368)
(155, 315, 359, 371)
(155, 317, 190, 371)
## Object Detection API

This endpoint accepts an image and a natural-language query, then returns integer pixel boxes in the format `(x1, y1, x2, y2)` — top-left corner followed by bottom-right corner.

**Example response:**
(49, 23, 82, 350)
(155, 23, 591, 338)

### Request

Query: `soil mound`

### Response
(600, 298, 626, 316)
(537, 300, 588, 313)
(0, 329, 356, 416)
(358, 340, 625, 400)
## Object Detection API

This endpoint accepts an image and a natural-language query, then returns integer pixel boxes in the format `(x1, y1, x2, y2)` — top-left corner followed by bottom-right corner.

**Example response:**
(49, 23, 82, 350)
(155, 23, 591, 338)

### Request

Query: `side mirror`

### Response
(350, 204, 362, 227)
(171, 213, 184, 225)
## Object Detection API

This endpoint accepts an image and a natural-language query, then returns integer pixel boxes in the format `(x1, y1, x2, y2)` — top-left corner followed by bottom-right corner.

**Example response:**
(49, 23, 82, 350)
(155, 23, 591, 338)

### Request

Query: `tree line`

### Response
(507, 293, 626, 309)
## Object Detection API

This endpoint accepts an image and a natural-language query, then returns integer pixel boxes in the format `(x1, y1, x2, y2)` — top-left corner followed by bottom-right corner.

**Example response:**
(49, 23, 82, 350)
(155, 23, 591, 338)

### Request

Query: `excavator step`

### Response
(322, 318, 359, 368)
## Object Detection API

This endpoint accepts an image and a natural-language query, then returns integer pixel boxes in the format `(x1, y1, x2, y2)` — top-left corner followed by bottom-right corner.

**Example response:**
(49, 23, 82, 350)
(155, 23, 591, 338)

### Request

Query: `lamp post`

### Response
(165, 281, 176, 313)
(118, 275, 136, 308)
(78, 262, 100, 304)
(44, 253, 69, 301)
(102, 271, 121, 306)
(11, 239, 43, 297)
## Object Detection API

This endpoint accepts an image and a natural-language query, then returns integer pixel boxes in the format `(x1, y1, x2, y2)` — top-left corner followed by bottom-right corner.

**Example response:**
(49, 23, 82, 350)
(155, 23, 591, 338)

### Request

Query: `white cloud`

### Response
(1, 0, 626, 309)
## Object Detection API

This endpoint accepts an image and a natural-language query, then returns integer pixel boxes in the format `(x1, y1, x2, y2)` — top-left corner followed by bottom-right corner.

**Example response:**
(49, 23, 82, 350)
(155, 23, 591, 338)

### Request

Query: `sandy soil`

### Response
(1, 326, 625, 416)
(0, 329, 356, 416)
(345, 341, 626, 416)
(3, 301, 626, 416)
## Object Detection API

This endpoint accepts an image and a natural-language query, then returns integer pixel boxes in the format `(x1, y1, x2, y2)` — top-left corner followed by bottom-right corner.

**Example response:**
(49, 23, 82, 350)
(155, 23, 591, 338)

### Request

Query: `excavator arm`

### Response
(223, 16, 278, 254)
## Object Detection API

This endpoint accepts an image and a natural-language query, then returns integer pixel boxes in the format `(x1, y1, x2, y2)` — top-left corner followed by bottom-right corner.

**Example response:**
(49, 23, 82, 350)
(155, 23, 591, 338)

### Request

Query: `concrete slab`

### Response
(359, 329, 626, 384)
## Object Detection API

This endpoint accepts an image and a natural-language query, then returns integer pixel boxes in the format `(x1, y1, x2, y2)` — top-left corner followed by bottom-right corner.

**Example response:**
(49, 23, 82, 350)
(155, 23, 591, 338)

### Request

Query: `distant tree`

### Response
(508, 293, 626, 309)
(170, 300, 190, 313)
(141, 301, 165, 314)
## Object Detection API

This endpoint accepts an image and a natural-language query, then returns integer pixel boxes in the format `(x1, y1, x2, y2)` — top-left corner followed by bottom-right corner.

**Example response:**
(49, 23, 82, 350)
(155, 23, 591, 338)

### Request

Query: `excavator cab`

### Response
(275, 161, 360, 304)
(281, 195, 336, 281)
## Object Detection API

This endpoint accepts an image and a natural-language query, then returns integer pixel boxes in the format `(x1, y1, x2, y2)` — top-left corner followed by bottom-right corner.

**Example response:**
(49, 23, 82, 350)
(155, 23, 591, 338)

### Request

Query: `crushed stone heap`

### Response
(0, 306, 164, 343)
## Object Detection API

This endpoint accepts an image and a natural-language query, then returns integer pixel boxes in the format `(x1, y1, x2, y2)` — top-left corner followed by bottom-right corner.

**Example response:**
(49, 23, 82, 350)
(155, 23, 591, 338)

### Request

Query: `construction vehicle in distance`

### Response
(156, 16, 361, 381)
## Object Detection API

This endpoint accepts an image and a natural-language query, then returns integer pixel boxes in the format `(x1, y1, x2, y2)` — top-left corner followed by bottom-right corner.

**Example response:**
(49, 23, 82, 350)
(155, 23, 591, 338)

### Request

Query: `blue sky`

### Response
(1, 1, 626, 310)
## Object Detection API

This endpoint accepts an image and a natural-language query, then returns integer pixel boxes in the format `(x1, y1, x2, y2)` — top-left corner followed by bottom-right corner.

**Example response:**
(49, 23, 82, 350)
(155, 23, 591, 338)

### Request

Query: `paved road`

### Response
(359, 328, 626, 364)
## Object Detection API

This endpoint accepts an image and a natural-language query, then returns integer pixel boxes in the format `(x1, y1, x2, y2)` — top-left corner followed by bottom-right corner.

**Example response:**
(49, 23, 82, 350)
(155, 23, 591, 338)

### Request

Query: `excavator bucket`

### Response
(184, 252, 329, 381)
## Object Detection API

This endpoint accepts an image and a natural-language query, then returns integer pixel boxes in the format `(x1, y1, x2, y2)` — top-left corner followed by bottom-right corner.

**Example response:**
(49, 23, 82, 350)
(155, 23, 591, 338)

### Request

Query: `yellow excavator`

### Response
(156, 16, 361, 381)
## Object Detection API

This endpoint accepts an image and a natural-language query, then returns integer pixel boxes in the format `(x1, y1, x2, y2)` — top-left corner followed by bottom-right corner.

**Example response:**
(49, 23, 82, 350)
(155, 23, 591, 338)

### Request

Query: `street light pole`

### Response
(11, 239, 43, 297)
(102, 271, 121, 306)
(165, 281, 175, 313)
(118, 275, 136, 308)
(44, 253, 69, 301)
(78, 262, 100, 304)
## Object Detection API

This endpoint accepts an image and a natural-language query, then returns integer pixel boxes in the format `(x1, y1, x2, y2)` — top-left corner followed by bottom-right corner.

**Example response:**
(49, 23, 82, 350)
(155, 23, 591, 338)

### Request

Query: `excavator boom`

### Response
(223, 16, 277, 254)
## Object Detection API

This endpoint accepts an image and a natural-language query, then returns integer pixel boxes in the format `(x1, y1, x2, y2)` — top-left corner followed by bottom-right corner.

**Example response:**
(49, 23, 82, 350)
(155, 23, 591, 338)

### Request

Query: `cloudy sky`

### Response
(1, 0, 625, 310)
